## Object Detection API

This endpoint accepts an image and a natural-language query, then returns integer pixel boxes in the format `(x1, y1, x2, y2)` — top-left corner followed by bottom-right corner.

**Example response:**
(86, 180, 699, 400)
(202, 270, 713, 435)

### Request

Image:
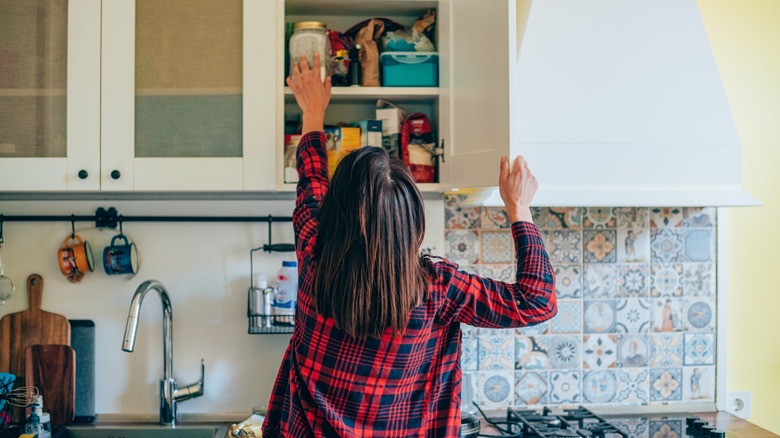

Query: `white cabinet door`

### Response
(440, 0, 514, 189)
(101, 0, 277, 191)
(0, 0, 100, 191)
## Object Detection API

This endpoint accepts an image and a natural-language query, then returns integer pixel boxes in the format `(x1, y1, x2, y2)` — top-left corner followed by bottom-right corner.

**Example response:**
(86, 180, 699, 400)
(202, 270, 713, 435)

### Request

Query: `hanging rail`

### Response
(0, 207, 294, 251)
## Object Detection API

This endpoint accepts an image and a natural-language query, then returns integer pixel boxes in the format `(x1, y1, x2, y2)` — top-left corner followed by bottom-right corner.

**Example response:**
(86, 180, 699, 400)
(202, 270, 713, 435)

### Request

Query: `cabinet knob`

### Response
(111, 170, 121, 180)
(78, 170, 88, 180)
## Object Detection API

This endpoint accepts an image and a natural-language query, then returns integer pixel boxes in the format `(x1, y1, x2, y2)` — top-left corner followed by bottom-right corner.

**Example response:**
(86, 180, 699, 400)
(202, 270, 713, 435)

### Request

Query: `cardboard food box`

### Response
(324, 126, 361, 178)
(376, 100, 406, 158)
(356, 120, 383, 148)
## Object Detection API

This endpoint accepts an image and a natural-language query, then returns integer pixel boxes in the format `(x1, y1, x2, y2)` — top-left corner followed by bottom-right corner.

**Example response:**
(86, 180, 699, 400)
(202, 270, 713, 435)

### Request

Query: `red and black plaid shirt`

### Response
(262, 132, 557, 437)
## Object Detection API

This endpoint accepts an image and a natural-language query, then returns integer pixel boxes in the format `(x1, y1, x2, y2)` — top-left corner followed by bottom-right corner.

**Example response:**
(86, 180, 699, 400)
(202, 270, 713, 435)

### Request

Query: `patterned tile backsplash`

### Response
(444, 201, 717, 408)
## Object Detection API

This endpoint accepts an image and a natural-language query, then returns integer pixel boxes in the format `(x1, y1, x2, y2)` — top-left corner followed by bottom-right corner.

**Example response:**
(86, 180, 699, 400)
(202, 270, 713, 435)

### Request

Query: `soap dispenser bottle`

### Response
(24, 408, 43, 437)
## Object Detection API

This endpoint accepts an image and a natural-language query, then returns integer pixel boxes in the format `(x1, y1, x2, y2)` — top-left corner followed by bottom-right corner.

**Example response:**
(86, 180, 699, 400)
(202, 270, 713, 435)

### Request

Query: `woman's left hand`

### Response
(287, 53, 332, 134)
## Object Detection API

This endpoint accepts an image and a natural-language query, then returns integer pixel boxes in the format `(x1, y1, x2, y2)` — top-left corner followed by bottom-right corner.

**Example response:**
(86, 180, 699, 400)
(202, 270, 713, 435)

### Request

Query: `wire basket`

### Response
(248, 314, 295, 334)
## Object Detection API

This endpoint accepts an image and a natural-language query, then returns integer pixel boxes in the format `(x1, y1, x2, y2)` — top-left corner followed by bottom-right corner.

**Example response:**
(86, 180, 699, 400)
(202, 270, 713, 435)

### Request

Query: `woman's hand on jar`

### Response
(287, 53, 332, 134)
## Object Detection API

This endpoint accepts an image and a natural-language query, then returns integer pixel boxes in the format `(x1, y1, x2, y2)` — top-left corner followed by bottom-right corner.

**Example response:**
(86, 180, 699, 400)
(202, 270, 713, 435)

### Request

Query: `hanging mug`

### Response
(58, 234, 94, 283)
(103, 234, 139, 275)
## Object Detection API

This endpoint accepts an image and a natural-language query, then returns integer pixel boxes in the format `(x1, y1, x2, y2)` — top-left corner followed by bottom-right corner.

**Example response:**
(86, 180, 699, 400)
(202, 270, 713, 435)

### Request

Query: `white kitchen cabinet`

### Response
(454, 0, 757, 206)
(101, 0, 277, 191)
(0, 0, 101, 191)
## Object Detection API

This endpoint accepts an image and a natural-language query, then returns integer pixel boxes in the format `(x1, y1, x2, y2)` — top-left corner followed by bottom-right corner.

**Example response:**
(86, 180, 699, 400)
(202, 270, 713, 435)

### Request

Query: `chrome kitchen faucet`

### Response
(122, 280, 205, 426)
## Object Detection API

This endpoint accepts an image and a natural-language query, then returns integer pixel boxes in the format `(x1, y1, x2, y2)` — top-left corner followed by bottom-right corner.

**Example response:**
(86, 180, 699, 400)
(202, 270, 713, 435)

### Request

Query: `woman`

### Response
(262, 54, 558, 437)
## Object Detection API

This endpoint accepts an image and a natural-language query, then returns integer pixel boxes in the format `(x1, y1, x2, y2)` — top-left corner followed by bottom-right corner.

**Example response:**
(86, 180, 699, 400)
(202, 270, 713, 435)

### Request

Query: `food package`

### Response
(324, 126, 361, 178)
(356, 120, 383, 148)
(401, 113, 436, 183)
(354, 19, 383, 86)
(376, 100, 407, 158)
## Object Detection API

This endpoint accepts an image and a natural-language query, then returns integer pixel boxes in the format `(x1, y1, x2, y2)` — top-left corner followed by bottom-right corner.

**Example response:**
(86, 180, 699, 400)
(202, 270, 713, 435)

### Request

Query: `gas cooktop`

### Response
(464, 405, 729, 438)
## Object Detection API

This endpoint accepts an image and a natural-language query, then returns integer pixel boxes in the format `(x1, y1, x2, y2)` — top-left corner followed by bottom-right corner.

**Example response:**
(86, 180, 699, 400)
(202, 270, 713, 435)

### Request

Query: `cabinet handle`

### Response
(78, 170, 89, 180)
(111, 170, 121, 180)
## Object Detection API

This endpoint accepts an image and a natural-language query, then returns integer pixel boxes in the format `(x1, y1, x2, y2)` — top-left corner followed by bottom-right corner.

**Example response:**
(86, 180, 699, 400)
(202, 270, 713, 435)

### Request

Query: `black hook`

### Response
(0, 214, 4, 244)
(70, 214, 76, 239)
(118, 215, 124, 235)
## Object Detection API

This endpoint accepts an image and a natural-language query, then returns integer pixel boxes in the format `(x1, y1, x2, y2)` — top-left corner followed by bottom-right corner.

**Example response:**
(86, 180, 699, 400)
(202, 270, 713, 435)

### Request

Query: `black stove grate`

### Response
(473, 403, 628, 438)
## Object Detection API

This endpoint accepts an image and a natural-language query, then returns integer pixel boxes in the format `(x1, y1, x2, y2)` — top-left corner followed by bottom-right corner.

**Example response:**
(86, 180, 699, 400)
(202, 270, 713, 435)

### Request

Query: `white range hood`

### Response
(458, 0, 758, 207)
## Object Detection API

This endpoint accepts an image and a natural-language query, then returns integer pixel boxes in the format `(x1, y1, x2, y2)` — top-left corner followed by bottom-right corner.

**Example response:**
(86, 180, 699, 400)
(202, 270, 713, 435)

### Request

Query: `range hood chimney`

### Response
(472, 0, 757, 207)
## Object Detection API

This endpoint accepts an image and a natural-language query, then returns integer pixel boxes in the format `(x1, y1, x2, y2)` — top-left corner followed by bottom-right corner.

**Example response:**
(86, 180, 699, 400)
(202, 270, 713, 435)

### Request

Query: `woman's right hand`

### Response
(286, 53, 332, 134)
(499, 156, 538, 224)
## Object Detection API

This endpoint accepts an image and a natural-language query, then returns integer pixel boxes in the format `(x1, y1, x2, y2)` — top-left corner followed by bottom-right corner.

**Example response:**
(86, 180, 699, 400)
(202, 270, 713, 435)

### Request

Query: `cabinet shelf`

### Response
(136, 87, 242, 96)
(284, 86, 438, 103)
(286, 0, 437, 16)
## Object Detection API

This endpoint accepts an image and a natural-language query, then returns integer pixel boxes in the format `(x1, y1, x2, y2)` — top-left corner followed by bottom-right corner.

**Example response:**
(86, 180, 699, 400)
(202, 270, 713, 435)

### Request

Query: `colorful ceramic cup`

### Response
(103, 234, 139, 275)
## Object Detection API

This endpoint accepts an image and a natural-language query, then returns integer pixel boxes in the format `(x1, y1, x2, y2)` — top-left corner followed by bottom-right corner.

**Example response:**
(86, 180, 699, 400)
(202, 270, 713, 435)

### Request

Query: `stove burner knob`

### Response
(709, 430, 726, 438)
(691, 420, 707, 437)
(701, 425, 716, 437)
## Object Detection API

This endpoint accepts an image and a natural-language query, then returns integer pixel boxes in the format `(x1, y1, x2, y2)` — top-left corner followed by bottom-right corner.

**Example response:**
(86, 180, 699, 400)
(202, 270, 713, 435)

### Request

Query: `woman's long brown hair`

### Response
(313, 146, 428, 338)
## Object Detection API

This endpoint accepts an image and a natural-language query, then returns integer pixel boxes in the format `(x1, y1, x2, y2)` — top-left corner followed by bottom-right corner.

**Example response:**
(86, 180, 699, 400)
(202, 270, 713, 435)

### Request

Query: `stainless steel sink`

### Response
(65, 425, 222, 438)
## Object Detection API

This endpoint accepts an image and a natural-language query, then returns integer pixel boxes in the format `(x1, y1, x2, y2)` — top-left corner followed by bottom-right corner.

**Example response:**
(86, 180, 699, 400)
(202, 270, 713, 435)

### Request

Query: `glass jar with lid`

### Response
(289, 21, 331, 80)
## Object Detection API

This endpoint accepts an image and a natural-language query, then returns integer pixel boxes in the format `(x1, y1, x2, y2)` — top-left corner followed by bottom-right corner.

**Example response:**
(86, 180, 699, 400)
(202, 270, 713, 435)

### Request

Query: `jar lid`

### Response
(294, 21, 326, 30)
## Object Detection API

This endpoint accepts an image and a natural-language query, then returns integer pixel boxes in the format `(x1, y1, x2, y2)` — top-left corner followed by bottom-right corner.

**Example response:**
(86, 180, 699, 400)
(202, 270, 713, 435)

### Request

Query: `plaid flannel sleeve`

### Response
(435, 221, 558, 328)
(292, 131, 329, 264)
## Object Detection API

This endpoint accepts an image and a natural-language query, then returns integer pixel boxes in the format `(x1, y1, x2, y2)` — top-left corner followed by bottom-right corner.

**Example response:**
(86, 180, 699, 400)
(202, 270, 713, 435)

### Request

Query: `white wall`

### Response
(0, 198, 444, 417)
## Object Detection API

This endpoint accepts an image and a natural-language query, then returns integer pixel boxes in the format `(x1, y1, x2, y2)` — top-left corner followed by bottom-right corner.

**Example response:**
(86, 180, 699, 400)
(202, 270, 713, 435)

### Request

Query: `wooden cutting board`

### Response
(25, 344, 76, 425)
(0, 274, 70, 422)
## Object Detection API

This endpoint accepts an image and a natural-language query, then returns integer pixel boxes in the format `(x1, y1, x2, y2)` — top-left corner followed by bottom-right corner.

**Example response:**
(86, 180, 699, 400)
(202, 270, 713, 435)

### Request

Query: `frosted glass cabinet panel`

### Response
(0, 0, 100, 191)
(0, 0, 67, 158)
(134, 0, 242, 158)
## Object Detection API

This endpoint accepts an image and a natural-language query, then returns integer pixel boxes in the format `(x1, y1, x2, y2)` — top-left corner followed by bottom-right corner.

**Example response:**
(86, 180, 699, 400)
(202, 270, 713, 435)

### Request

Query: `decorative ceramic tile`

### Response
(650, 228, 684, 264)
(683, 229, 715, 262)
(583, 370, 617, 403)
(583, 334, 617, 369)
(542, 230, 583, 264)
(549, 371, 581, 404)
(480, 207, 510, 230)
(583, 207, 617, 228)
(516, 322, 550, 336)
(546, 207, 583, 229)
(618, 264, 650, 297)
(462, 329, 479, 372)
(458, 264, 480, 275)
(478, 334, 515, 370)
(444, 194, 468, 207)
(481, 231, 514, 263)
(478, 371, 514, 408)
(616, 298, 651, 334)
(650, 368, 682, 401)
(683, 263, 715, 297)
(583, 230, 617, 263)
(514, 371, 549, 405)
(651, 298, 684, 332)
(531, 207, 548, 226)
(682, 366, 715, 401)
(684, 298, 715, 332)
(554, 265, 582, 298)
(617, 207, 649, 229)
(651, 264, 683, 297)
(611, 418, 649, 438)
(649, 333, 684, 367)
(445, 230, 480, 265)
(551, 300, 582, 334)
(445, 205, 481, 229)
(650, 207, 683, 228)
(475, 264, 515, 283)
(515, 336, 549, 370)
(617, 334, 649, 367)
(549, 336, 582, 369)
(583, 300, 617, 333)
(584, 264, 618, 299)
(683, 333, 715, 365)
(479, 328, 509, 337)
(683, 207, 715, 228)
(649, 419, 684, 438)
(617, 227, 650, 263)
(616, 368, 650, 404)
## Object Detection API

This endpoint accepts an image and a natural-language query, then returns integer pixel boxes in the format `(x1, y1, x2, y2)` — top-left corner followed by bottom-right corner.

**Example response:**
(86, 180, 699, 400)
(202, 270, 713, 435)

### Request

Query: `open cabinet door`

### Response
(439, 0, 515, 189)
